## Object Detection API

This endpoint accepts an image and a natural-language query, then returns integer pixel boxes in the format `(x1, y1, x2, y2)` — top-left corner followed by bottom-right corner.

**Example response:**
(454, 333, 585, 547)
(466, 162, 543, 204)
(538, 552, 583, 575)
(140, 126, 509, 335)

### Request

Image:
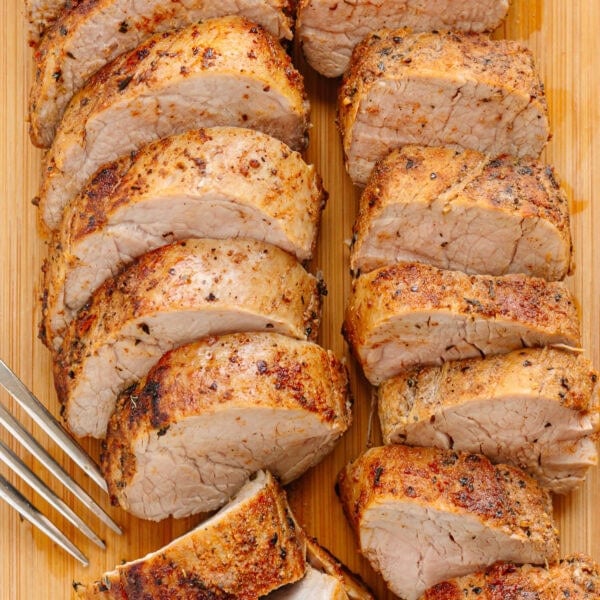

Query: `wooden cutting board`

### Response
(1, 1, 598, 597)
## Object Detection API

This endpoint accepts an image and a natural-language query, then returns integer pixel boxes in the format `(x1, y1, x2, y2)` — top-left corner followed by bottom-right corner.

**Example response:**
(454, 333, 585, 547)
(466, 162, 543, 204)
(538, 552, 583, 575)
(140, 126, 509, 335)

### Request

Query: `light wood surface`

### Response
(1, 1, 598, 598)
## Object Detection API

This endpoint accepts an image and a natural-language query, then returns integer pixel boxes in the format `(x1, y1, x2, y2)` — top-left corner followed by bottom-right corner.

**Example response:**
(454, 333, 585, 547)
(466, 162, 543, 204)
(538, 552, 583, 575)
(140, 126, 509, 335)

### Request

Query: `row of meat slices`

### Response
(41, 127, 325, 351)
(75, 470, 375, 599)
(330, 7, 600, 600)
(26, 7, 359, 589)
(28, 0, 294, 147)
(37, 16, 310, 230)
(53, 236, 324, 439)
(336, 12, 598, 496)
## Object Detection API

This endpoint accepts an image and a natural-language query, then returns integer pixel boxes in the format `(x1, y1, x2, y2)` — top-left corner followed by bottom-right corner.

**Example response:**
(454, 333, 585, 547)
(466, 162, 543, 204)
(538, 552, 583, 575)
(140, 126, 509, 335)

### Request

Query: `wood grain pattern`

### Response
(0, 1, 598, 598)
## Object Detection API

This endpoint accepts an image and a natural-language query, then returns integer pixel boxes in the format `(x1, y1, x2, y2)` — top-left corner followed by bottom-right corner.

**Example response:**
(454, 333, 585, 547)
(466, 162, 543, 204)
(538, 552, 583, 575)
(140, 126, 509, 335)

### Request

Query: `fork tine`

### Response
(0, 474, 89, 566)
(0, 440, 106, 549)
(0, 359, 107, 492)
(0, 403, 122, 535)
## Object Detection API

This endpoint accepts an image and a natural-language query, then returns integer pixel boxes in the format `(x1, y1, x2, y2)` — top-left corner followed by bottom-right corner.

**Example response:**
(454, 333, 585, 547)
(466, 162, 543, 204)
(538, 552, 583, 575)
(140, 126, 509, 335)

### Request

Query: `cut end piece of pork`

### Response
(75, 470, 307, 598)
(305, 538, 375, 600)
(268, 566, 349, 600)
(379, 347, 600, 493)
(268, 537, 376, 599)
(351, 146, 572, 281)
(102, 332, 351, 520)
(420, 555, 600, 599)
(29, 0, 293, 146)
(343, 261, 581, 384)
(337, 445, 559, 600)
(41, 127, 325, 351)
(38, 15, 309, 230)
(339, 30, 549, 185)
(54, 238, 323, 439)
(297, 0, 509, 77)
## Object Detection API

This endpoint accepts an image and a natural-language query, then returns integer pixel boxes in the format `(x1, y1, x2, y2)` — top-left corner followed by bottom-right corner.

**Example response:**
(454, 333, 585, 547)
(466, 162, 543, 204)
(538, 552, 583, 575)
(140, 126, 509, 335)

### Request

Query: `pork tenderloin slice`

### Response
(38, 16, 309, 230)
(29, 0, 293, 145)
(102, 332, 351, 520)
(269, 537, 377, 599)
(305, 538, 375, 600)
(41, 127, 325, 351)
(343, 262, 580, 385)
(379, 347, 600, 494)
(75, 470, 307, 598)
(339, 30, 549, 185)
(268, 566, 349, 600)
(351, 146, 572, 280)
(337, 445, 559, 600)
(54, 238, 323, 439)
(297, 0, 508, 77)
(421, 555, 600, 599)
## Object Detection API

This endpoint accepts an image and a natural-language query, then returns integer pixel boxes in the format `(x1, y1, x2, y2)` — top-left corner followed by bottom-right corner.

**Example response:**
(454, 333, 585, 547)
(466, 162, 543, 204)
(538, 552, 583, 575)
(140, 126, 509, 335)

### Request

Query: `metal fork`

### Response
(0, 359, 122, 566)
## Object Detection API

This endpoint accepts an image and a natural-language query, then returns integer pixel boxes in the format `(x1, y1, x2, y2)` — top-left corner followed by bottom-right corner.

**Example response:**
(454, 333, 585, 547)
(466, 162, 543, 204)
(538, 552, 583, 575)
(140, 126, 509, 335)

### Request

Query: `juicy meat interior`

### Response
(337, 445, 559, 600)
(102, 332, 351, 520)
(339, 30, 549, 185)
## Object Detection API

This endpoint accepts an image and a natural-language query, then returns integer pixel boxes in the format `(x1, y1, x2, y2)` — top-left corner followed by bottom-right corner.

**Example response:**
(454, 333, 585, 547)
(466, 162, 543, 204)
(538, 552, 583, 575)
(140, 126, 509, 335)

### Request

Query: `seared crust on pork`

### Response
(297, 0, 508, 77)
(55, 238, 322, 438)
(343, 262, 580, 384)
(337, 445, 559, 600)
(75, 471, 307, 598)
(102, 332, 351, 520)
(339, 30, 549, 185)
(38, 16, 309, 229)
(41, 127, 325, 350)
(29, 0, 293, 145)
(421, 555, 600, 599)
(351, 146, 572, 280)
(379, 348, 600, 493)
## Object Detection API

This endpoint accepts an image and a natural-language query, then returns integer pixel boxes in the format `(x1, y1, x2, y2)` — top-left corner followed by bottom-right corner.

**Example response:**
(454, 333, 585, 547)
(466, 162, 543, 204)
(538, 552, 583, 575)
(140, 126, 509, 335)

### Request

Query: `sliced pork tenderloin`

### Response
(379, 347, 599, 493)
(41, 127, 325, 351)
(29, 0, 293, 145)
(102, 332, 351, 520)
(268, 537, 376, 599)
(268, 567, 349, 600)
(38, 16, 309, 229)
(351, 146, 572, 280)
(339, 30, 549, 185)
(337, 445, 559, 600)
(343, 262, 580, 384)
(54, 238, 323, 439)
(297, 0, 508, 77)
(75, 470, 307, 598)
(305, 538, 375, 600)
(421, 555, 600, 599)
